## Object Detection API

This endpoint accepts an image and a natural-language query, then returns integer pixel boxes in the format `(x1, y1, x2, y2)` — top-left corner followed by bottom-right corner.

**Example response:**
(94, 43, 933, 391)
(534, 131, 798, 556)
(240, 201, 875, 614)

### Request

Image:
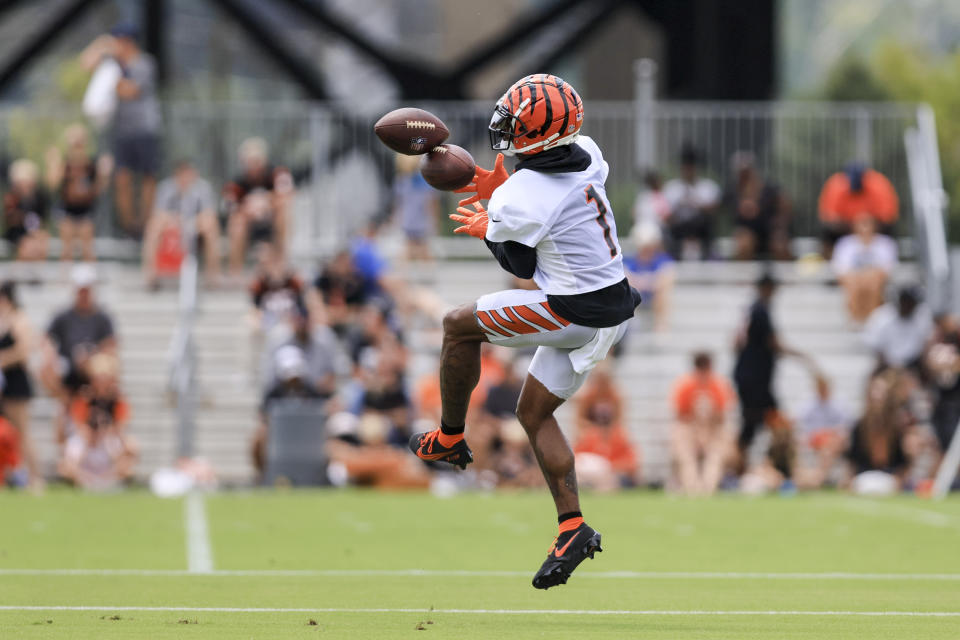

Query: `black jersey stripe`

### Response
(557, 85, 571, 137)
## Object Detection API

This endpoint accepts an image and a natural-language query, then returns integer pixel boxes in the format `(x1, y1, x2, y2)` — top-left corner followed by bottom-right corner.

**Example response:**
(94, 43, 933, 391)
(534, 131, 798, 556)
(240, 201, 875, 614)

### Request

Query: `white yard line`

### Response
(3, 569, 960, 580)
(836, 498, 960, 530)
(184, 493, 213, 574)
(0, 605, 958, 617)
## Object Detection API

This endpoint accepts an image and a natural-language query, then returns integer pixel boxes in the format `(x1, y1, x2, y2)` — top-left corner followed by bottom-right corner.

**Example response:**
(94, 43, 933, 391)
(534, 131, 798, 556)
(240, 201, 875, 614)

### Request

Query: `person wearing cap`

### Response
(259, 298, 341, 395)
(3, 159, 50, 261)
(732, 274, 807, 474)
(863, 286, 933, 372)
(661, 144, 721, 260)
(252, 345, 324, 479)
(623, 222, 674, 332)
(81, 24, 162, 236)
(39, 264, 117, 408)
(818, 163, 898, 257)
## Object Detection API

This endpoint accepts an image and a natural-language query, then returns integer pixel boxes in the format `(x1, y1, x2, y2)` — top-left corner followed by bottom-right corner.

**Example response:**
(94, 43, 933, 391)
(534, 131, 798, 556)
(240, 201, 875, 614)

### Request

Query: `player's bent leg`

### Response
(409, 303, 488, 469)
(517, 371, 602, 589)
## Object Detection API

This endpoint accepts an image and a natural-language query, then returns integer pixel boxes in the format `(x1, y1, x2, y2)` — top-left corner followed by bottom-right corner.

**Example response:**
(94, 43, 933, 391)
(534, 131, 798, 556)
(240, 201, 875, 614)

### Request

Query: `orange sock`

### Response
(437, 430, 463, 448)
(558, 517, 584, 534)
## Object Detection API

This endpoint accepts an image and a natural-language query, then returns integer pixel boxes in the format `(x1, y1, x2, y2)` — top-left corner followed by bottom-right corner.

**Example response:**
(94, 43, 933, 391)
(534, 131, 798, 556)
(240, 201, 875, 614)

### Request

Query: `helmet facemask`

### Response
(488, 98, 530, 156)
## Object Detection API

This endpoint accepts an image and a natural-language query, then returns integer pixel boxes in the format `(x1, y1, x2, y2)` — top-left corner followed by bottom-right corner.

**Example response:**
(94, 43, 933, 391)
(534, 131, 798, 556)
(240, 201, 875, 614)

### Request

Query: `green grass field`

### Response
(2, 490, 960, 639)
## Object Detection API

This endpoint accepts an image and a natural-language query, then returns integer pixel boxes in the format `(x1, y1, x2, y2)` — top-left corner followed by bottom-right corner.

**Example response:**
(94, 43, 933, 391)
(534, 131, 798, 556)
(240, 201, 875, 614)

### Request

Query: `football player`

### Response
(408, 74, 641, 589)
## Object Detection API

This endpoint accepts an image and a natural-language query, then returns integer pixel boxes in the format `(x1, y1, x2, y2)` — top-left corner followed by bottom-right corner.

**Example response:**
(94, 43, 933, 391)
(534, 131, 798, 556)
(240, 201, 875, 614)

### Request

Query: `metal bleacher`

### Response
(13, 254, 917, 486)
(397, 257, 918, 484)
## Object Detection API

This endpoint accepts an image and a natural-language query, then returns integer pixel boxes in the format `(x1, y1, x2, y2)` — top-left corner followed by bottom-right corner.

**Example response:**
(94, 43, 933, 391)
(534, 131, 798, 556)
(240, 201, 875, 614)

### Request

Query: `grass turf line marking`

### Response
(0, 606, 959, 617)
(837, 498, 960, 530)
(3, 569, 960, 580)
(184, 493, 213, 574)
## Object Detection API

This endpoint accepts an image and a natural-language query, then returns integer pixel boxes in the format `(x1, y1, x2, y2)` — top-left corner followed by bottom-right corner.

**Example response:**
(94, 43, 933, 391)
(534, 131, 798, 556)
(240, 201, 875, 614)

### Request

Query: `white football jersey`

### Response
(485, 136, 625, 296)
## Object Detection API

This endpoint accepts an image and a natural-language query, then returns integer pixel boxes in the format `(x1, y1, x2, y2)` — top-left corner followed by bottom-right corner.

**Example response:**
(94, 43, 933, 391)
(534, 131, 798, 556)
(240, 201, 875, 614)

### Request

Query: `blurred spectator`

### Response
(359, 355, 411, 448)
(392, 153, 439, 261)
(662, 144, 720, 260)
(831, 213, 898, 324)
(623, 222, 675, 332)
(249, 242, 304, 336)
(260, 302, 341, 395)
(142, 160, 221, 286)
(924, 314, 960, 453)
(313, 249, 368, 331)
(3, 159, 49, 261)
(252, 345, 325, 478)
(723, 151, 792, 260)
(44, 124, 112, 262)
(344, 302, 405, 372)
(39, 264, 116, 409)
(223, 137, 294, 275)
(632, 170, 670, 230)
(794, 374, 850, 489)
(845, 368, 919, 492)
(467, 356, 539, 486)
(573, 365, 640, 490)
(0, 282, 40, 488)
(818, 163, 898, 256)
(325, 412, 430, 489)
(733, 274, 805, 474)
(863, 286, 932, 371)
(81, 25, 162, 236)
(58, 353, 137, 490)
(350, 222, 392, 302)
(670, 352, 735, 495)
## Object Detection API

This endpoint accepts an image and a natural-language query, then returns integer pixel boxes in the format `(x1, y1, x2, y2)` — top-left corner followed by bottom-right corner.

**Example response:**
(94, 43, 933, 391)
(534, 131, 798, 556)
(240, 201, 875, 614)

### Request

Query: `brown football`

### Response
(374, 107, 449, 155)
(420, 144, 475, 191)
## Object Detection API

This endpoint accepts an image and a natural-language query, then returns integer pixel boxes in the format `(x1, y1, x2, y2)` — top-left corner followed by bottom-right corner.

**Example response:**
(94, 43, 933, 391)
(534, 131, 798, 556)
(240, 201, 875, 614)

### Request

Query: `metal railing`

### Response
(0, 95, 931, 256)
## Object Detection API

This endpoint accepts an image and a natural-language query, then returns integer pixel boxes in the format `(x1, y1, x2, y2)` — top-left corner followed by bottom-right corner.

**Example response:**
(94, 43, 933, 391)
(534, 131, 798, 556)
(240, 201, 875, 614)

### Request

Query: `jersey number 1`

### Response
(585, 185, 617, 258)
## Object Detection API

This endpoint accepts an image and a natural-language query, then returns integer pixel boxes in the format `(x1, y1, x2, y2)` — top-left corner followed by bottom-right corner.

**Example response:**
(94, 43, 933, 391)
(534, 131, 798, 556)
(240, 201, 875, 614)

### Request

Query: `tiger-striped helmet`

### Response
(488, 74, 584, 156)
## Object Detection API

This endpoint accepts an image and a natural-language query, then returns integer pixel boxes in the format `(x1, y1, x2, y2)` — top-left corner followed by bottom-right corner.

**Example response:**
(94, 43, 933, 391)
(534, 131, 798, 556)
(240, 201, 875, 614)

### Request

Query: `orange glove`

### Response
(454, 153, 509, 206)
(450, 202, 489, 239)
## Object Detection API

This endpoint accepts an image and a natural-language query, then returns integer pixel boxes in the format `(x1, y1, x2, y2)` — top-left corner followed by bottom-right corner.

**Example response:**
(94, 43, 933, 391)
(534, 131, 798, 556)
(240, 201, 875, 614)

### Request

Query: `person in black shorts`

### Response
(222, 138, 294, 275)
(80, 24, 162, 236)
(45, 124, 113, 262)
(733, 274, 806, 475)
(0, 282, 41, 488)
(3, 159, 49, 261)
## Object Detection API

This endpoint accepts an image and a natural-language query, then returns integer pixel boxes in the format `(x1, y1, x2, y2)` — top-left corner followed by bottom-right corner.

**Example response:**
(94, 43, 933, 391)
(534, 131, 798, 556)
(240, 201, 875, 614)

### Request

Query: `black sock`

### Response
(558, 511, 583, 525)
(440, 420, 464, 436)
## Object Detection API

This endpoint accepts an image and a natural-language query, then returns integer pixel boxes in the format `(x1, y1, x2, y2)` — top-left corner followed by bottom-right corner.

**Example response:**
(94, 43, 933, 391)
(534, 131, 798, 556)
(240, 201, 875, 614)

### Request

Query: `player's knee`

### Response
(442, 306, 475, 339)
(515, 401, 542, 430)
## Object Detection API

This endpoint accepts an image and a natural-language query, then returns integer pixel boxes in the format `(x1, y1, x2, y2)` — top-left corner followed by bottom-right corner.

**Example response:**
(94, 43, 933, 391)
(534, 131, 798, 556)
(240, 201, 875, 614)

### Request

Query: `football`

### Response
(374, 107, 449, 155)
(420, 144, 475, 191)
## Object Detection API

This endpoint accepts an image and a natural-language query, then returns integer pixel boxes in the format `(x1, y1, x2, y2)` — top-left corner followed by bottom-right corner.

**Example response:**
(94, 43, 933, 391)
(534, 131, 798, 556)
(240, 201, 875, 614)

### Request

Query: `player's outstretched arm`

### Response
(450, 202, 536, 279)
(454, 153, 509, 206)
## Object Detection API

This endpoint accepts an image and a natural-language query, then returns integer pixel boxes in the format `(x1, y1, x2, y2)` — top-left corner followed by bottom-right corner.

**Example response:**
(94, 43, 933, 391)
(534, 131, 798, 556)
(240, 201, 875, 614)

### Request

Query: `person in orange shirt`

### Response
(671, 351, 736, 495)
(573, 365, 640, 490)
(58, 353, 137, 489)
(818, 163, 899, 256)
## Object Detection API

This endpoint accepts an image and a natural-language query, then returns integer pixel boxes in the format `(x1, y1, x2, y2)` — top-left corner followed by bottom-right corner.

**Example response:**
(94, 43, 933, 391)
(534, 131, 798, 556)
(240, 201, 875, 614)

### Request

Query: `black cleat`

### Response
(408, 429, 474, 470)
(531, 522, 602, 590)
